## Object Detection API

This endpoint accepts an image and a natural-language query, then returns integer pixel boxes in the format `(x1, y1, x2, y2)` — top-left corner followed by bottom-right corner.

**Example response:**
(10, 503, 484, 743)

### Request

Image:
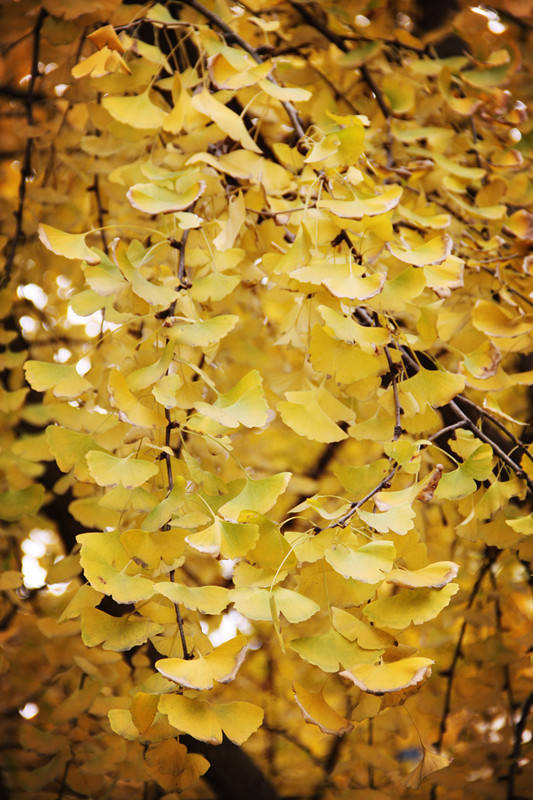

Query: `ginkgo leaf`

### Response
(0, 485, 45, 521)
(38, 224, 100, 264)
(145, 739, 209, 790)
(165, 315, 239, 347)
(293, 683, 353, 736)
(191, 89, 261, 153)
(159, 695, 263, 744)
(325, 540, 396, 583)
(86, 451, 158, 488)
(195, 370, 270, 428)
(363, 584, 459, 629)
(109, 369, 164, 428)
(289, 628, 383, 673)
(399, 367, 464, 409)
(186, 519, 260, 558)
(317, 185, 402, 218)
(472, 300, 533, 338)
(120, 529, 186, 570)
(357, 504, 416, 535)
(331, 608, 392, 649)
(341, 657, 434, 694)
(131, 692, 159, 735)
(387, 234, 452, 267)
(24, 361, 91, 398)
(387, 562, 459, 588)
(218, 472, 291, 520)
(113, 239, 178, 307)
(258, 79, 311, 103)
(155, 634, 249, 689)
(127, 181, 205, 214)
(78, 530, 155, 603)
(278, 388, 353, 443)
(317, 305, 390, 349)
(81, 608, 163, 651)
(154, 582, 231, 614)
(103, 89, 168, 129)
(231, 587, 319, 623)
(141, 479, 187, 531)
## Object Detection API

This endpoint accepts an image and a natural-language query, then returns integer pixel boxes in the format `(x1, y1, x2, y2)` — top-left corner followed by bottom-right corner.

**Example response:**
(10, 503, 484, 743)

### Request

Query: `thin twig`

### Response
(506, 691, 533, 800)
(435, 549, 497, 751)
(0, 9, 46, 288)
(288, 1, 390, 119)
(324, 465, 398, 530)
(92, 174, 108, 255)
(384, 344, 402, 439)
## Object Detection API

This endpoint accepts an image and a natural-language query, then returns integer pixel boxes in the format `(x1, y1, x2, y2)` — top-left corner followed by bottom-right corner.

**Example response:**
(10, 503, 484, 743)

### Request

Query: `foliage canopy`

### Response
(1, 1, 533, 798)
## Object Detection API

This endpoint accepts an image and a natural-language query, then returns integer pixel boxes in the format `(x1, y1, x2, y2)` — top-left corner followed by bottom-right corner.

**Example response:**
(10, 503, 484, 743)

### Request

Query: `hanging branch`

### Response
(91, 174, 109, 255)
(384, 344, 402, 440)
(506, 690, 533, 800)
(287, 0, 390, 119)
(434, 548, 498, 752)
(0, 8, 46, 289)
(164, 408, 192, 660)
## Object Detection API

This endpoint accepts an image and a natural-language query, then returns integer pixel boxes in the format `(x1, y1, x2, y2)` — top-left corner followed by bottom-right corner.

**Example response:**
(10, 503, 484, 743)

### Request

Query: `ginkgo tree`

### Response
(1, 0, 533, 798)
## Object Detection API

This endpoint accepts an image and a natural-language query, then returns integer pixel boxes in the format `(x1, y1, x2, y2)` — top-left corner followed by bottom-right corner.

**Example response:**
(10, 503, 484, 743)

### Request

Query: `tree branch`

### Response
(0, 9, 46, 289)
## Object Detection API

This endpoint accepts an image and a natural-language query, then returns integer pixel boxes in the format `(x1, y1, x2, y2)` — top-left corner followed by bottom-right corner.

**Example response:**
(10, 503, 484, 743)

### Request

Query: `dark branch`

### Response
(0, 9, 46, 289)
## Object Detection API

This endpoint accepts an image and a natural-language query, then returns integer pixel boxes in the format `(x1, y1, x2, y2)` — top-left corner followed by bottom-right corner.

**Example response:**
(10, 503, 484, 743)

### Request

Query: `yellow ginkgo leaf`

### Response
(24, 361, 92, 399)
(159, 695, 263, 744)
(399, 367, 465, 410)
(165, 315, 239, 347)
(127, 343, 174, 393)
(38, 224, 100, 264)
(131, 692, 159, 734)
(127, 181, 205, 214)
(102, 89, 168, 129)
(140, 479, 187, 531)
(317, 184, 402, 219)
(293, 683, 353, 736)
(387, 561, 459, 588)
(78, 530, 155, 603)
(155, 634, 249, 690)
(258, 79, 311, 103)
(109, 369, 164, 428)
(289, 628, 383, 673)
(472, 299, 533, 338)
(317, 305, 390, 350)
(113, 239, 178, 307)
(363, 584, 459, 629)
(145, 740, 209, 791)
(218, 472, 291, 520)
(387, 234, 453, 267)
(154, 582, 231, 615)
(341, 656, 434, 694)
(0, 485, 45, 522)
(71, 46, 130, 78)
(87, 24, 125, 52)
(278, 388, 353, 443)
(231, 587, 319, 623)
(86, 450, 159, 488)
(186, 518, 259, 558)
(81, 608, 163, 651)
(214, 701, 264, 745)
(325, 540, 396, 584)
(120, 529, 186, 570)
(195, 370, 270, 429)
(46, 425, 100, 481)
(331, 608, 392, 649)
(191, 89, 261, 153)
